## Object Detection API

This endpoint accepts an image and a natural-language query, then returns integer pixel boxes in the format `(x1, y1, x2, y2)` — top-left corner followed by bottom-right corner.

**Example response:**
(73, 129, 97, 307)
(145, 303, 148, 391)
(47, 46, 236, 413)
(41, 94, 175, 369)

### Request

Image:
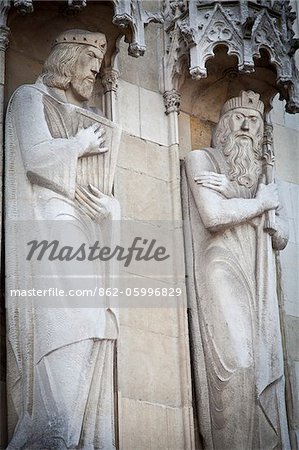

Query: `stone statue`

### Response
(183, 91, 291, 449)
(5, 30, 121, 449)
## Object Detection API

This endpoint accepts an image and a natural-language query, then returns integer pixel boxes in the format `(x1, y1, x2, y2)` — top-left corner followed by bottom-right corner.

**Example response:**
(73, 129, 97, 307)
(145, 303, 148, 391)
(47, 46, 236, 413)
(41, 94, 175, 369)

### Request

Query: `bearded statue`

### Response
(182, 91, 290, 449)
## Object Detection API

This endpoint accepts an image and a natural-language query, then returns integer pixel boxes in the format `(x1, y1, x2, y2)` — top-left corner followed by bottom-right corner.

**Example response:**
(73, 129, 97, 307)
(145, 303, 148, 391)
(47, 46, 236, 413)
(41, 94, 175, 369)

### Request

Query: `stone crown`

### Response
(53, 29, 107, 54)
(221, 90, 264, 116)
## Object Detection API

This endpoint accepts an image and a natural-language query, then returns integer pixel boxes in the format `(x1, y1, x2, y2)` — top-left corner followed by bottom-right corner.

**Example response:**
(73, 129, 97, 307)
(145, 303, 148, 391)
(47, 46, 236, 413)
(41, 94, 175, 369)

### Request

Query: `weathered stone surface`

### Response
(285, 315, 299, 361)
(117, 79, 141, 137)
(273, 124, 299, 184)
(117, 132, 172, 182)
(117, 23, 162, 93)
(5, 29, 121, 449)
(119, 397, 190, 450)
(115, 167, 173, 221)
(270, 94, 285, 127)
(183, 90, 291, 449)
(140, 86, 169, 146)
(118, 326, 185, 407)
(280, 243, 299, 317)
(190, 116, 214, 151)
(120, 307, 184, 338)
(178, 112, 191, 159)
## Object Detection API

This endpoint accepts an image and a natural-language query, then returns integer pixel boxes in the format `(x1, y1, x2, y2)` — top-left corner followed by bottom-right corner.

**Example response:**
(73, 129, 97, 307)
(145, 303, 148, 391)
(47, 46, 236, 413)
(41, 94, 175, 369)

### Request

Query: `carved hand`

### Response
(255, 182, 279, 212)
(75, 184, 117, 222)
(75, 124, 108, 157)
(194, 171, 238, 198)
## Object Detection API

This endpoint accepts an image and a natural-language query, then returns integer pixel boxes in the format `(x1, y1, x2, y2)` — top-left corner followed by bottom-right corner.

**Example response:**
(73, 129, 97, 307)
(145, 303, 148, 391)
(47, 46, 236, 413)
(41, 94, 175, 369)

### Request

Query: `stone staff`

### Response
(262, 114, 276, 234)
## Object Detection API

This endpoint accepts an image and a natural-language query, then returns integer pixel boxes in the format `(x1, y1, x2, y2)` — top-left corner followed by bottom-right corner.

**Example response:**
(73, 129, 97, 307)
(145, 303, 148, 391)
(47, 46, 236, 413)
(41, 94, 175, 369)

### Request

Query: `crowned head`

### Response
(212, 91, 265, 188)
(41, 29, 107, 102)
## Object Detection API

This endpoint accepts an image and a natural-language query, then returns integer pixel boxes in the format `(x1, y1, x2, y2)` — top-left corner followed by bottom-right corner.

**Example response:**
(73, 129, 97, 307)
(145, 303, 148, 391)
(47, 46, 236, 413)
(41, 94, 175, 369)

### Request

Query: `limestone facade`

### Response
(0, 1, 298, 449)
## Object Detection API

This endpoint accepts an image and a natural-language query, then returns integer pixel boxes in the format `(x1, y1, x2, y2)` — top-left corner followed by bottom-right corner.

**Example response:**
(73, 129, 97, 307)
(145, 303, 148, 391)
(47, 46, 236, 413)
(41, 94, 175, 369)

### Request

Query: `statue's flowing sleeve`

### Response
(10, 85, 82, 199)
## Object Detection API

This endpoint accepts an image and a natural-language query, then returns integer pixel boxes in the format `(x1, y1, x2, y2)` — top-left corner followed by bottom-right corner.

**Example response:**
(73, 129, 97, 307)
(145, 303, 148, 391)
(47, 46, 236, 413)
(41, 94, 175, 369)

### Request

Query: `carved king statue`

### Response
(183, 91, 290, 449)
(5, 30, 120, 449)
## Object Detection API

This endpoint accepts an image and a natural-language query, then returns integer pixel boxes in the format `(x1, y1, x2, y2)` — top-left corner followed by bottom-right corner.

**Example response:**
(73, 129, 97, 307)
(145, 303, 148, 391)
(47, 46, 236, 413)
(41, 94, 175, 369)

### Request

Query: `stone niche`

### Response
(178, 38, 299, 450)
(179, 44, 278, 158)
(5, 1, 120, 107)
(2, 1, 194, 449)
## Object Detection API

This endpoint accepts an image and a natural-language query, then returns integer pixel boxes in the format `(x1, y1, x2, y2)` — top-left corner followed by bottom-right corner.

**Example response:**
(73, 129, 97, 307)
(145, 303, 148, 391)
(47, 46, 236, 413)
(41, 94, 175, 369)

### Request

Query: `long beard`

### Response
(71, 77, 94, 101)
(222, 132, 262, 188)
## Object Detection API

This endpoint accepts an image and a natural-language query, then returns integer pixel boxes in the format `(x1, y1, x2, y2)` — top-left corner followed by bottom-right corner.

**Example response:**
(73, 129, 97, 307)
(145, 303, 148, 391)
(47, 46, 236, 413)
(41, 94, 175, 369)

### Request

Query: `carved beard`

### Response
(70, 76, 95, 102)
(222, 132, 262, 188)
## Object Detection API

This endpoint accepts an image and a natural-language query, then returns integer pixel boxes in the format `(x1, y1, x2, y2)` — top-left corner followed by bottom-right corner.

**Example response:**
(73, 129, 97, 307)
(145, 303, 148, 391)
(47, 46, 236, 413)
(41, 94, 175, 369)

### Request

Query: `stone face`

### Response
(5, 30, 121, 449)
(183, 91, 291, 449)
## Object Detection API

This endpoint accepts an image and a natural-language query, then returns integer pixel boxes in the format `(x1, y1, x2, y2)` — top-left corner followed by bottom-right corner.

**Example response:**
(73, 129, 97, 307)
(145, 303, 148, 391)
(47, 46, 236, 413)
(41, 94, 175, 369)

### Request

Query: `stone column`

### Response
(163, 88, 181, 145)
(163, 87, 195, 448)
(101, 68, 119, 122)
(0, 2, 10, 447)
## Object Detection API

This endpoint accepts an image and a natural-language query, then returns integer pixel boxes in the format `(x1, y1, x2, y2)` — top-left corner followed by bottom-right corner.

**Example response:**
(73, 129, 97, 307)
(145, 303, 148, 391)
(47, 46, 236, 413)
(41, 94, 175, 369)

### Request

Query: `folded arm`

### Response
(185, 150, 278, 233)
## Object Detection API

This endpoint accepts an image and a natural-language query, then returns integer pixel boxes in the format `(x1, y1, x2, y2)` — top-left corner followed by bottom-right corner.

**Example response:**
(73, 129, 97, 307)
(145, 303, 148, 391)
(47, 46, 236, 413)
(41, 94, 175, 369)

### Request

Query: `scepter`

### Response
(262, 113, 276, 234)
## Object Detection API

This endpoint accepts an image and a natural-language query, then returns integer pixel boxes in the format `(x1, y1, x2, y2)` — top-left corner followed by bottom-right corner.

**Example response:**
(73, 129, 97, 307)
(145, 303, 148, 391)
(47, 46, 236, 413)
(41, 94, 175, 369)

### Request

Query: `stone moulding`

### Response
(112, 0, 164, 57)
(4, 0, 299, 113)
(163, 0, 299, 114)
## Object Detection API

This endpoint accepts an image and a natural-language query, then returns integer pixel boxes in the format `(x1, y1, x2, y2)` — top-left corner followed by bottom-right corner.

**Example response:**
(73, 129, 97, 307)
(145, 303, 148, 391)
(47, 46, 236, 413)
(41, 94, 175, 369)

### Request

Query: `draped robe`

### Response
(5, 81, 120, 449)
(182, 148, 290, 450)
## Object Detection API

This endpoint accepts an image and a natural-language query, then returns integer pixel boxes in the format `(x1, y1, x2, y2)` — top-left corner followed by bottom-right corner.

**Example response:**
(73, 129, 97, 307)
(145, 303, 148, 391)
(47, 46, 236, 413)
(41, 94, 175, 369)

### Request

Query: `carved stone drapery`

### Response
(163, 0, 299, 113)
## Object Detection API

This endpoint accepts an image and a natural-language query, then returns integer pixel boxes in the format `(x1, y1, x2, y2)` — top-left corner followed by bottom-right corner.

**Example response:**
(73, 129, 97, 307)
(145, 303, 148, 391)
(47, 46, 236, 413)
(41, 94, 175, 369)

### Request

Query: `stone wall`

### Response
(2, 4, 194, 449)
(1, 0, 298, 448)
(114, 25, 194, 450)
(272, 94, 299, 448)
(177, 59, 299, 450)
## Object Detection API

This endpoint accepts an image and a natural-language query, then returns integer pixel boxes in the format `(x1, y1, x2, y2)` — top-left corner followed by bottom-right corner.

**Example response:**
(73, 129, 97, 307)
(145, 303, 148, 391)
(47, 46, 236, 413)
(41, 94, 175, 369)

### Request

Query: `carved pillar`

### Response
(0, 3, 10, 446)
(163, 88, 181, 145)
(101, 67, 119, 122)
